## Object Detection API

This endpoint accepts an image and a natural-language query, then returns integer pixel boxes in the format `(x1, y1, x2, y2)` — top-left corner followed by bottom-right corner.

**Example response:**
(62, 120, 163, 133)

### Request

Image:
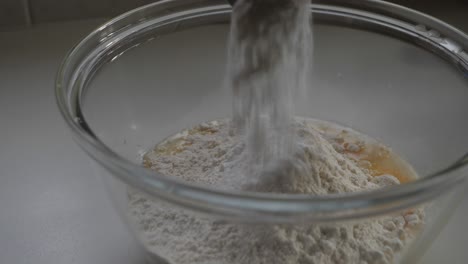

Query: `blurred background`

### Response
(1, 0, 467, 31)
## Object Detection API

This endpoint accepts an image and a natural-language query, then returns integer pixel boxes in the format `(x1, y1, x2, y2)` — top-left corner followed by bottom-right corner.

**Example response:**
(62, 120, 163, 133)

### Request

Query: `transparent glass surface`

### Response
(56, 0, 468, 263)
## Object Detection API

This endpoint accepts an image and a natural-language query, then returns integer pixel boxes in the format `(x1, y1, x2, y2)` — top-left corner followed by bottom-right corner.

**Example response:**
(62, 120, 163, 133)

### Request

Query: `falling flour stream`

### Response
(227, 0, 311, 177)
(127, 1, 425, 263)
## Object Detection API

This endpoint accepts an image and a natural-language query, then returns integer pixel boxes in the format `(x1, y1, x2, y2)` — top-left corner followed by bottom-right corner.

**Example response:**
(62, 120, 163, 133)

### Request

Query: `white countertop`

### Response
(0, 19, 467, 264)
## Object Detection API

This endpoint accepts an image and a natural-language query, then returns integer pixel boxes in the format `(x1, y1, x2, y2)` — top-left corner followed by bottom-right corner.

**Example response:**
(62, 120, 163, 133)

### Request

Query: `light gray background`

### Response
(0, 0, 466, 28)
(0, 6, 467, 264)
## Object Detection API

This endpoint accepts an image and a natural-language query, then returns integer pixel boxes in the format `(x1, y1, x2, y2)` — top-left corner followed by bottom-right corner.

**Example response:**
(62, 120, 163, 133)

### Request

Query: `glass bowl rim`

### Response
(55, 0, 468, 222)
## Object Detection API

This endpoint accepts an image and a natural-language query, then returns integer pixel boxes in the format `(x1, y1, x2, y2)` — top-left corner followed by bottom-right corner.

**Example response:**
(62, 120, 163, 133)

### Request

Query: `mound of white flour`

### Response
(128, 119, 423, 264)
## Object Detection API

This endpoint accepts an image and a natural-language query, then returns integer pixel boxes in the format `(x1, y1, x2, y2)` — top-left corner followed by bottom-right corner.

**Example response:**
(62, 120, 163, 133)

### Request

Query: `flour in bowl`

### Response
(128, 0, 423, 263)
(128, 118, 423, 264)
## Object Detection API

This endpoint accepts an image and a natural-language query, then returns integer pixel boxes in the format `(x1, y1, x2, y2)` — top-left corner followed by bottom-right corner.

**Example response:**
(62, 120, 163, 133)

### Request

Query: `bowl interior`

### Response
(82, 21, 468, 179)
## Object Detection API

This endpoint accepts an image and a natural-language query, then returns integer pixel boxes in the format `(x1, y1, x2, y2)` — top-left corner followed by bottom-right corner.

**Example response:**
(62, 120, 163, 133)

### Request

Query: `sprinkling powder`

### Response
(128, 0, 424, 263)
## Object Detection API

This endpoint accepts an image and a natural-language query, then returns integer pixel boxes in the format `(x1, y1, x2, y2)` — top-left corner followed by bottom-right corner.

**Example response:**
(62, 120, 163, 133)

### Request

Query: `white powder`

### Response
(128, 118, 424, 264)
(128, 1, 423, 263)
(227, 0, 311, 172)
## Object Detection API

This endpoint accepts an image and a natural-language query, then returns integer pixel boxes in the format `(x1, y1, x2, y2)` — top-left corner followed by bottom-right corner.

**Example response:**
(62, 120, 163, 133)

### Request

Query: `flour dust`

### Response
(129, 118, 423, 264)
(226, 0, 311, 178)
(127, 0, 424, 263)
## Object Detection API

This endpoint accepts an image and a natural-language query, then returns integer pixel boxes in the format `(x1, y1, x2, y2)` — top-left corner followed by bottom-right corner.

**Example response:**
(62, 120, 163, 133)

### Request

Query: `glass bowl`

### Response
(56, 0, 468, 263)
